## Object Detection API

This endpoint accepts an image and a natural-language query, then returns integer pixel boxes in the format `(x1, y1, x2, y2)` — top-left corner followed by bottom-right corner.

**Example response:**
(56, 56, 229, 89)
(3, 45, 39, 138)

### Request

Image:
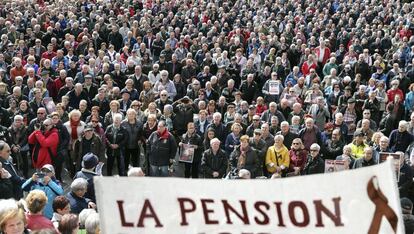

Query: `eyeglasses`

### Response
(292, 142, 300, 145)
(131, 105, 139, 107)
(253, 119, 260, 121)
(91, 120, 99, 123)
(310, 149, 318, 152)
(161, 94, 167, 96)
(37, 112, 45, 115)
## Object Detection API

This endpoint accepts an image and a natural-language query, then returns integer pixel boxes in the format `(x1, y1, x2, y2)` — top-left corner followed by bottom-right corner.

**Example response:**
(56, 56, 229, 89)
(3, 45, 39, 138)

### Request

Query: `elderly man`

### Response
(389, 121, 414, 152)
(147, 120, 177, 177)
(325, 129, 345, 160)
(303, 143, 324, 175)
(353, 147, 376, 168)
(261, 102, 286, 124)
(299, 118, 323, 151)
(201, 138, 228, 179)
(0, 141, 25, 199)
(105, 113, 128, 176)
(308, 96, 330, 130)
(276, 121, 298, 149)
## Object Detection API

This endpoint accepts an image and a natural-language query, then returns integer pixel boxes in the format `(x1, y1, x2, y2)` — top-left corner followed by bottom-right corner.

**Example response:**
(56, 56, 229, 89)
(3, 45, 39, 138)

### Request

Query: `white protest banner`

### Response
(94, 161, 404, 234)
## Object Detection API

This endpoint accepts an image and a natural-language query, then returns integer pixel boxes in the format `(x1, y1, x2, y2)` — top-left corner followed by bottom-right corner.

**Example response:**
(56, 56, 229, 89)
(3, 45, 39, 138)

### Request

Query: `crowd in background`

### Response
(1, 0, 414, 233)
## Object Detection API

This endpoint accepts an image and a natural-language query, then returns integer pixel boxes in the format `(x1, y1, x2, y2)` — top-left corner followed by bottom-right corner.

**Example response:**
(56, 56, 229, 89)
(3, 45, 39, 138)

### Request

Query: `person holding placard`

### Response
(179, 122, 203, 178)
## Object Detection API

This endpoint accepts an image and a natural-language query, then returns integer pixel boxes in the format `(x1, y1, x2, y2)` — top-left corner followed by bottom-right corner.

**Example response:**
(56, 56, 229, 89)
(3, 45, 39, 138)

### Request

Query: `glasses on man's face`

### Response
(310, 149, 318, 152)
(37, 112, 45, 115)
(253, 119, 260, 121)
(161, 94, 167, 97)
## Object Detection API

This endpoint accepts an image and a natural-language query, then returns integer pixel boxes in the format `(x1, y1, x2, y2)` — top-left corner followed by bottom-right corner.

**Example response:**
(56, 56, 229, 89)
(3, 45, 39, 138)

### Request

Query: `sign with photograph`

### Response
(325, 160, 348, 173)
(179, 144, 195, 163)
(268, 80, 280, 95)
(378, 152, 401, 181)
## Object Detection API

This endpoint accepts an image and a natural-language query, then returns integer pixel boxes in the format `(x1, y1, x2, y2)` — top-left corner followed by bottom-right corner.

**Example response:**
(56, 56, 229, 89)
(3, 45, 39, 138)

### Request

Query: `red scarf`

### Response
(70, 119, 80, 140)
(158, 128, 170, 140)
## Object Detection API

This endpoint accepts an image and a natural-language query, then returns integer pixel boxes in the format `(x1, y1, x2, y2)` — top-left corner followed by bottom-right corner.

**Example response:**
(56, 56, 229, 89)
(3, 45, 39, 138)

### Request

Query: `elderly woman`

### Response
(225, 123, 242, 156)
(0, 202, 29, 234)
(8, 115, 29, 178)
(303, 143, 325, 175)
(265, 135, 290, 177)
(22, 164, 63, 219)
(139, 81, 156, 110)
(121, 108, 143, 168)
(230, 135, 259, 178)
(25, 190, 55, 232)
(288, 138, 308, 175)
(154, 70, 177, 100)
(78, 209, 96, 232)
(85, 213, 100, 234)
(160, 104, 175, 132)
(336, 145, 354, 169)
(66, 178, 96, 215)
(104, 100, 124, 127)
(64, 109, 86, 175)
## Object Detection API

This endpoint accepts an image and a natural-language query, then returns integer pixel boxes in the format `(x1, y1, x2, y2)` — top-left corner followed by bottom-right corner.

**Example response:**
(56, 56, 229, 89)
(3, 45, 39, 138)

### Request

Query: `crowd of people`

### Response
(1, 0, 414, 233)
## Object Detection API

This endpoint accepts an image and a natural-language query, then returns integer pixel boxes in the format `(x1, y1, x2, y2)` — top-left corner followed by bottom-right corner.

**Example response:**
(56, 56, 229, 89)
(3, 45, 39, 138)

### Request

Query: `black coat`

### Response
(147, 131, 177, 166)
(180, 133, 203, 163)
(303, 155, 325, 175)
(105, 125, 128, 157)
(0, 178, 13, 199)
(0, 157, 24, 199)
(201, 149, 228, 178)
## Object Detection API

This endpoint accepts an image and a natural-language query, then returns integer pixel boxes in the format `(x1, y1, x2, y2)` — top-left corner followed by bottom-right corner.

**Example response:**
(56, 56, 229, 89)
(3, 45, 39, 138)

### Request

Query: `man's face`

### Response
(364, 150, 373, 160)
(399, 124, 407, 132)
(84, 129, 94, 139)
(281, 124, 289, 133)
(211, 141, 220, 151)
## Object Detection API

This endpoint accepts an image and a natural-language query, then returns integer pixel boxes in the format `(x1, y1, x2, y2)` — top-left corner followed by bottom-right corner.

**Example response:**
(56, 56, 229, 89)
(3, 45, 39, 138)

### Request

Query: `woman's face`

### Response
(3, 216, 25, 234)
(207, 131, 215, 139)
(71, 113, 80, 122)
(19, 103, 27, 111)
(241, 140, 248, 148)
(110, 103, 118, 111)
(233, 126, 240, 134)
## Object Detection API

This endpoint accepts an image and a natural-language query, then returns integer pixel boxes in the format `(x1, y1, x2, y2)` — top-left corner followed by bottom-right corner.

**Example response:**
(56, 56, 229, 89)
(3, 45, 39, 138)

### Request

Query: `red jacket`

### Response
(314, 46, 331, 64)
(387, 88, 404, 103)
(28, 128, 59, 169)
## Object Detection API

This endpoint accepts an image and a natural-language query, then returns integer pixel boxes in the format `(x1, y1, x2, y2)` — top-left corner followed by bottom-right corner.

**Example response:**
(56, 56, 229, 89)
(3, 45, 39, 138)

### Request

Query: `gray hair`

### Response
(310, 143, 321, 151)
(85, 213, 100, 234)
(79, 209, 97, 228)
(70, 178, 88, 193)
(113, 113, 123, 122)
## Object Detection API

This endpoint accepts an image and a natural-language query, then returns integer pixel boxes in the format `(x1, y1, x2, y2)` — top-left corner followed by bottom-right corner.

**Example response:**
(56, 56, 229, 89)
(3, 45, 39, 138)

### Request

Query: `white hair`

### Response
(85, 213, 100, 234)
(127, 167, 145, 177)
(70, 178, 88, 193)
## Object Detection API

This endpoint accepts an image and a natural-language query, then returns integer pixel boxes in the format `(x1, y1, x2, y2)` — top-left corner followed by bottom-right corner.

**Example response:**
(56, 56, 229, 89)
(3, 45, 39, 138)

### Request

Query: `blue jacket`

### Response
(225, 133, 240, 156)
(66, 191, 91, 215)
(22, 178, 63, 219)
(405, 91, 414, 112)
